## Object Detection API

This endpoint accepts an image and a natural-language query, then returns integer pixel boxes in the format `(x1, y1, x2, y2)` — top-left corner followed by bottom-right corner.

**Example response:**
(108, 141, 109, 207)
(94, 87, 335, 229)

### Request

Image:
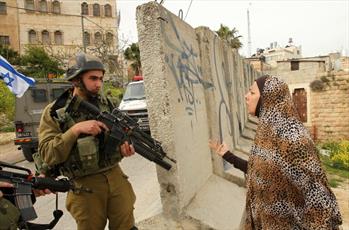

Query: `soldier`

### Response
(38, 53, 137, 230)
(0, 181, 51, 229)
(0, 181, 19, 230)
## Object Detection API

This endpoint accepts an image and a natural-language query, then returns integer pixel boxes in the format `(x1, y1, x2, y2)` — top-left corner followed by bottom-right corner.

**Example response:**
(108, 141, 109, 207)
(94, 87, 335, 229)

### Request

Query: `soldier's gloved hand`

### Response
(32, 174, 52, 197)
(71, 120, 109, 137)
(208, 139, 230, 157)
(120, 141, 135, 157)
(0, 181, 13, 197)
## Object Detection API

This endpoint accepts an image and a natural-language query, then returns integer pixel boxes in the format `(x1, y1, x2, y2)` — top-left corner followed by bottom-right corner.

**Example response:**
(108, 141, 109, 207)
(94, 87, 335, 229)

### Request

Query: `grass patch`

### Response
(328, 178, 345, 188)
(321, 155, 349, 188)
(0, 125, 14, 132)
(321, 155, 349, 178)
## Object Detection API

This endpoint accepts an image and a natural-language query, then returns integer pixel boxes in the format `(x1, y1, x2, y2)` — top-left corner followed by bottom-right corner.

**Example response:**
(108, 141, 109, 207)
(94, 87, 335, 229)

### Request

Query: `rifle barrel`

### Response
(75, 97, 175, 171)
(31, 178, 73, 192)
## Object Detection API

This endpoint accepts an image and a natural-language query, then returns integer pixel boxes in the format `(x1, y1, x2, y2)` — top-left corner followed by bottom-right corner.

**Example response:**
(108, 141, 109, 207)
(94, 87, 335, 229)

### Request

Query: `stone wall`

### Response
(310, 72, 349, 142)
(266, 58, 349, 143)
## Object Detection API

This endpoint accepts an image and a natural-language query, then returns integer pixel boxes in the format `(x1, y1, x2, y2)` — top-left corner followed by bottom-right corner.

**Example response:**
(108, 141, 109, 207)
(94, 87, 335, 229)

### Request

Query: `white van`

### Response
(118, 79, 150, 132)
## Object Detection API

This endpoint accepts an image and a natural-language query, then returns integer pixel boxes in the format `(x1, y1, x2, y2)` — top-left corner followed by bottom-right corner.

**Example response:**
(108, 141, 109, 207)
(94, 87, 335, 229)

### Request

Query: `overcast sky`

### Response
(117, 0, 349, 58)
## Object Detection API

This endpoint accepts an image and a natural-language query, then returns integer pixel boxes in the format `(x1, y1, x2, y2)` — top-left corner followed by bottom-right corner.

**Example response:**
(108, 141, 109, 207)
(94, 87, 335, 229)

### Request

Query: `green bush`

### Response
(103, 83, 124, 106)
(19, 46, 64, 79)
(320, 140, 349, 170)
(0, 83, 15, 121)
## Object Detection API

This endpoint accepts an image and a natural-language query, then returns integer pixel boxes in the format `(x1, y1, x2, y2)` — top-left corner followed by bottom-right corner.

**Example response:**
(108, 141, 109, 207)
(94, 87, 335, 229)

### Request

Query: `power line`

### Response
(184, 0, 193, 20)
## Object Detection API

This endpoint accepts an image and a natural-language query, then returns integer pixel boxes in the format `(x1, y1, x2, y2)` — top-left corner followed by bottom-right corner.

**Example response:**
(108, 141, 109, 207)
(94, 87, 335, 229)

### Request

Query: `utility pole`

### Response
(81, 15, 86, 52)
(247, 3, 252, 57)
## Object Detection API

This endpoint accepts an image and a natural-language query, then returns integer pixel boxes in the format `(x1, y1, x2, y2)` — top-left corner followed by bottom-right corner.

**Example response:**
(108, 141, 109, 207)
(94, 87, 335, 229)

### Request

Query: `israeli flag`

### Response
(0, 55, 35, 98)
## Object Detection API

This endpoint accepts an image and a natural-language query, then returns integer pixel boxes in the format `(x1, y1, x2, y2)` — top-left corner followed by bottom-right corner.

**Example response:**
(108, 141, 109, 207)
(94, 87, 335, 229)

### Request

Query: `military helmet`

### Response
(65, 53, 105, 80)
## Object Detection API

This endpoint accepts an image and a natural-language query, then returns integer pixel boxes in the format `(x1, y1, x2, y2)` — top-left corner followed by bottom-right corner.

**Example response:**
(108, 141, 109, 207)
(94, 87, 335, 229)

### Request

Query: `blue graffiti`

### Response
(161, 11, 213, 119)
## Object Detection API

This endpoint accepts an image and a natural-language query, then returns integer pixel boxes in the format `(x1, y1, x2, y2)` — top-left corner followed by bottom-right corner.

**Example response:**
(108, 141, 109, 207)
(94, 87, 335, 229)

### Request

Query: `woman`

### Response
(209, 75, 342, 229)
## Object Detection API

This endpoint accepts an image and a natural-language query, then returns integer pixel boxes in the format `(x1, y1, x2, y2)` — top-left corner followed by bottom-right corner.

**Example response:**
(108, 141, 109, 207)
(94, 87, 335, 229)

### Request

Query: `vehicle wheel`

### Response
(22, 147, 34, 162)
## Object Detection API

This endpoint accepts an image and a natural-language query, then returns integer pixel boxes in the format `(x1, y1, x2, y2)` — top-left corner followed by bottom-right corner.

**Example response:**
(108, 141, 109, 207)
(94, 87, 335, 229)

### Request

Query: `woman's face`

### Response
(245, 81, 261, 116)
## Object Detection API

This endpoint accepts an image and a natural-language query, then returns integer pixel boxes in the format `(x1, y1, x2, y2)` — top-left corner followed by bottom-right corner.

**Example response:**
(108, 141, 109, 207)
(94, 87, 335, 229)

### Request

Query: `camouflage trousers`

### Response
(66, 164, 136, 230)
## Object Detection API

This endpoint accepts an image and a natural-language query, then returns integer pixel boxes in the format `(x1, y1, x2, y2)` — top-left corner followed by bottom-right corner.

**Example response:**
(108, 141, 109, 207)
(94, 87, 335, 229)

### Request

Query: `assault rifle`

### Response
(67, 96, 176, 170)
(0, 161, 90, 230)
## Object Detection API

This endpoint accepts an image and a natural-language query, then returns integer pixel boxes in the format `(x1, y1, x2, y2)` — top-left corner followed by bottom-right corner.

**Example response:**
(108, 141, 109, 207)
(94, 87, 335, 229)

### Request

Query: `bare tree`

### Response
(87, 34, 131, 87)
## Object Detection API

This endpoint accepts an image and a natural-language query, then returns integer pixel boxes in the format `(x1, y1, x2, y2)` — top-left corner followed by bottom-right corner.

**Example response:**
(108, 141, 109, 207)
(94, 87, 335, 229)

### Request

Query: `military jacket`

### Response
(38, 89, 122, 179)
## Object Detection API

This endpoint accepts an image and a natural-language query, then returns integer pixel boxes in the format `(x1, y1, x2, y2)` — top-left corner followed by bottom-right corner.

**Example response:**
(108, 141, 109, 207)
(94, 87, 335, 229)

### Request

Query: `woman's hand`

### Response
(208, 139, 229, 157)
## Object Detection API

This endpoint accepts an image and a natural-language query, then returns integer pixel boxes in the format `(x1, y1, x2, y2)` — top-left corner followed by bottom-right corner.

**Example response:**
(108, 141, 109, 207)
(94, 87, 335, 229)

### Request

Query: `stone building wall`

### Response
(264, 56, 349, 143)
(0, 0, 20, 51)
(16, 0, 118, 55)
(310, 72, 349, 142)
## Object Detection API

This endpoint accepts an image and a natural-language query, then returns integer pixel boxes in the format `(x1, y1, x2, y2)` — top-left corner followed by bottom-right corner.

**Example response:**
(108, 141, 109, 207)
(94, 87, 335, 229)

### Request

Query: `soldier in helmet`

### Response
(38, 53, 137, 230)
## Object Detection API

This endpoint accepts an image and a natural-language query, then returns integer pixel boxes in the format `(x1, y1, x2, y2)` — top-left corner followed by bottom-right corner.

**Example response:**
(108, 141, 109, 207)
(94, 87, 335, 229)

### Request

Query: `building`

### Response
(244, 56, 271, 73)
(263, 52, 349, 142)
(0, 0, 20, 51)
(250, 38, 302, 68)
(1, 0, 118, 56)
(0, 0, 120, 79)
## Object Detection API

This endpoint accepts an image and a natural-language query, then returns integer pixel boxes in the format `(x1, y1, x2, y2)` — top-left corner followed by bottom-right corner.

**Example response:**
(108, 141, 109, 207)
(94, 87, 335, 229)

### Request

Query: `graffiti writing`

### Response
(161, 11, 213, 119)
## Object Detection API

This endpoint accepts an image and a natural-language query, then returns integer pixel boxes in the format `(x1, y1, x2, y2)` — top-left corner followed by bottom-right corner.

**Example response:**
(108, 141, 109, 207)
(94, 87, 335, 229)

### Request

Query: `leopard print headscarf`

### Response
(244, 76, 342, 230)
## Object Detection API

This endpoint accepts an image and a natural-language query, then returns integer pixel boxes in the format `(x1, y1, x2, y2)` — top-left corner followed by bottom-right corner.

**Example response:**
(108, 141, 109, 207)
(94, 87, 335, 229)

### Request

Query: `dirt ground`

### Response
(333, 185, 349, 230)
(0, 132, 15, 145)
(0, 132, 348, 229)
(0, 132, 24, 163)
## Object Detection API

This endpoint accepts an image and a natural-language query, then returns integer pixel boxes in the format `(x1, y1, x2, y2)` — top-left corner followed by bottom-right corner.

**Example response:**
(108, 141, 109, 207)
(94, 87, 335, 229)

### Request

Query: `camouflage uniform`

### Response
(38, 53, 136, 230)
(0, 196, 20, 230)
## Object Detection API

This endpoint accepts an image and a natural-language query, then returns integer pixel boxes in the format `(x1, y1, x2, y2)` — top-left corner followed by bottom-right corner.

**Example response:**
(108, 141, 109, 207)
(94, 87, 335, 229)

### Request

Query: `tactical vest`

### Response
(49, 90, 122, 179)
(0, 197, 20, 230)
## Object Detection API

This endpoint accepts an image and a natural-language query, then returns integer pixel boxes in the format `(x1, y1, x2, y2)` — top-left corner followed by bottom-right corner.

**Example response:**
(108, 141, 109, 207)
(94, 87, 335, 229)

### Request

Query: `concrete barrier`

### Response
(136, 2, 260, 229)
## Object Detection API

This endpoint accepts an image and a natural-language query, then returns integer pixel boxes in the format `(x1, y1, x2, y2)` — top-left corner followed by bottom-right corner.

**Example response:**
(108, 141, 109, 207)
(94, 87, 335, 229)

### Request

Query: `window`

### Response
(54, 31, 62, 45)
(39, 0, 47, 12)
(94, 32, 102, 44)
(28, 30, 37, 44)
(0, 36, 10, 45)
(31, 89, 48, 103)
(93, 3, 100, 16)
(52, 1, 60, 14)
(104, 4, 112, 17)
(25, 0, 35, 12)
(106, 32, 113, 45)
(0, 1, 7, 14)
(81, 2, 88, 15)
(84, 32, 90, 46)
(42, 30, 50, 44)
(291, 61, 299, 71)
